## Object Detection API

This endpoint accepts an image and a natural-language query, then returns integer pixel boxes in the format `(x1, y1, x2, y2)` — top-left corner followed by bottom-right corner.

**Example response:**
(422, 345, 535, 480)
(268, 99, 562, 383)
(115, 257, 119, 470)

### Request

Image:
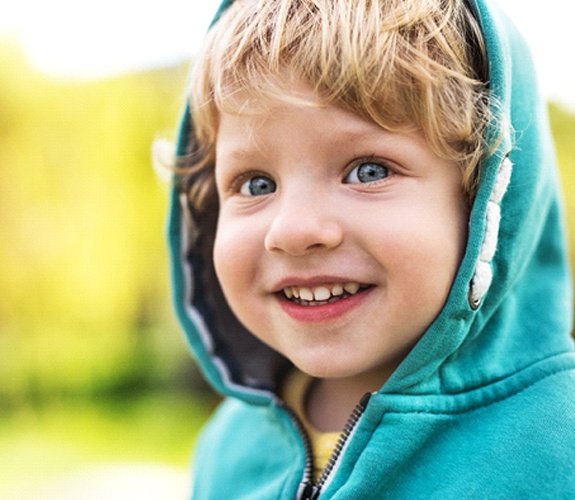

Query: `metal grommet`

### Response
(468, 287, 481, 310)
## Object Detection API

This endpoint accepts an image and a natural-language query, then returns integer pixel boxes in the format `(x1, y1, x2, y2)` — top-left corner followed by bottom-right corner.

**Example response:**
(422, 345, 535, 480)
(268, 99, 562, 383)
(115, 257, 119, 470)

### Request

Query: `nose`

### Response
(264, 190, 344, 256)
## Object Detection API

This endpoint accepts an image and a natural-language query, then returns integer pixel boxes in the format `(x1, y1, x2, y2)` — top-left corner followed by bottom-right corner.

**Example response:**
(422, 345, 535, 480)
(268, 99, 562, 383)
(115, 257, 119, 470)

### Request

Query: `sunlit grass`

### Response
(0, 392, 215, 496)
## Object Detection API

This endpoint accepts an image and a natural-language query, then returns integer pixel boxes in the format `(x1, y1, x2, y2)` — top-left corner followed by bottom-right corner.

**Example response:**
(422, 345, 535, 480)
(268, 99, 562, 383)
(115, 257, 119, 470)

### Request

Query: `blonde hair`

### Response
(182, 0, 495, 210)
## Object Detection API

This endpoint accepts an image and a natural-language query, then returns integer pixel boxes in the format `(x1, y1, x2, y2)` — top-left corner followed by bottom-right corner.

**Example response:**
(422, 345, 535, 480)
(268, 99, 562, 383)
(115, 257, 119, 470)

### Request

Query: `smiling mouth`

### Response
(281, 282, 372, 306)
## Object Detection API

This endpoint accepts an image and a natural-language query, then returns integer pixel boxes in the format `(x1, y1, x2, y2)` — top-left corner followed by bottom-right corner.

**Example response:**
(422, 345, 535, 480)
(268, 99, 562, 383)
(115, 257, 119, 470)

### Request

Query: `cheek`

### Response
(413, 205, 468, 302)
(213, 226, 247, 328)
(213, 219, 241, 293)
(213, 214, 264, 299)
(371, 202, 466, 286)
(212, 216, 273, 336)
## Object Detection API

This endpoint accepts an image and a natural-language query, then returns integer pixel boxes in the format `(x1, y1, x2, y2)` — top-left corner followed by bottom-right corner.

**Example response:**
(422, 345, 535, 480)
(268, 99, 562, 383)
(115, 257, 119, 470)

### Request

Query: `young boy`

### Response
(167, 0, 575, 497)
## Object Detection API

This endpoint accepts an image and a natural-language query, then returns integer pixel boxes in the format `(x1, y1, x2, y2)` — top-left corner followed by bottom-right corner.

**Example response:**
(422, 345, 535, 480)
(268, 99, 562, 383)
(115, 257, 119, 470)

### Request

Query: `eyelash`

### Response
(343, 157, 393, 185)
(228, 170, 274, 196)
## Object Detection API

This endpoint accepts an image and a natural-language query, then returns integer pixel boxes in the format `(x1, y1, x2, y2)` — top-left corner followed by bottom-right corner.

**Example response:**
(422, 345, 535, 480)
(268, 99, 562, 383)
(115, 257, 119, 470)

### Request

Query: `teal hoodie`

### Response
(167, 0, 575, 497)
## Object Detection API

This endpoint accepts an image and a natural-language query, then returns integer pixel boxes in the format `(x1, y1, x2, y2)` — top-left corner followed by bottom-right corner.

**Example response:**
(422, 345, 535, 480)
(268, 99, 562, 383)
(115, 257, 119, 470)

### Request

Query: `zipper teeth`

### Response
(279, 401, 315, 485)
(315, 392, 371, 491)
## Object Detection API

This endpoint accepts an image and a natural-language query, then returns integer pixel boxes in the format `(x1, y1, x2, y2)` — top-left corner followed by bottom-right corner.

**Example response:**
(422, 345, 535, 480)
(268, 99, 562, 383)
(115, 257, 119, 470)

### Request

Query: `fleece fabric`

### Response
(167, 0, 575, 497)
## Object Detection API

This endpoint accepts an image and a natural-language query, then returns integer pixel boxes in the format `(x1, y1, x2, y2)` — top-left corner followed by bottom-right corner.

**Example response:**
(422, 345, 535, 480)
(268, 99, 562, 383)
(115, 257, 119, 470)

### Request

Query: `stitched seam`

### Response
(385, 365, 575, 417)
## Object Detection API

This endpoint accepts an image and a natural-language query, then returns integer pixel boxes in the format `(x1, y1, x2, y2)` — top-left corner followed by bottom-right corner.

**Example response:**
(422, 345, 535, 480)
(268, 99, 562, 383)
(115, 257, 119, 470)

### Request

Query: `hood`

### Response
(168, 0, 574, 404)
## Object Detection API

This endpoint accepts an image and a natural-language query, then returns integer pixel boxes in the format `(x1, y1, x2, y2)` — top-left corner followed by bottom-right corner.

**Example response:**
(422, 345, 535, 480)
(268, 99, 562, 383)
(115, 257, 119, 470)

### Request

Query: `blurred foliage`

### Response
(0, 43, 218, 492)
(0, 41, 212, 412)
(549, 103, 575, 267)
(0, 41, 573, 416)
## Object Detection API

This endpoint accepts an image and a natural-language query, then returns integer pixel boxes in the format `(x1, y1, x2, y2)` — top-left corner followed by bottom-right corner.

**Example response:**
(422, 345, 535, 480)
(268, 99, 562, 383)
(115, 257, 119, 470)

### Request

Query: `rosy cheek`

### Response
(214, 219, 260, 292)
(213, 228, 236, 288)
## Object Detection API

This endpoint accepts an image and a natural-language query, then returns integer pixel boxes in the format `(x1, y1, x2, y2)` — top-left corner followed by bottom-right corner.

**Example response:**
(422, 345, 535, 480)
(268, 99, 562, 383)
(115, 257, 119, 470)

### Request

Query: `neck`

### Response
(306, 369, 390, 433)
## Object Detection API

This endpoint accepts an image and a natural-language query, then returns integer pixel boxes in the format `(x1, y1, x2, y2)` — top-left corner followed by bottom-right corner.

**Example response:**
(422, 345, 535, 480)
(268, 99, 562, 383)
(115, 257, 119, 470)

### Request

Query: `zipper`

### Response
(282, 392, 372, 500)
(280, 402, 315, 490)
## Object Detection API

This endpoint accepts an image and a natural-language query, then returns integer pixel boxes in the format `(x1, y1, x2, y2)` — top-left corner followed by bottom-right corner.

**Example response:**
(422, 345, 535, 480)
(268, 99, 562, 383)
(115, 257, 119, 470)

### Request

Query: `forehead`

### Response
(213, 97, 462, 192)
(215, 100, 385, 162)
(212, 74, 421, 153)
(216, 80, 378, 144)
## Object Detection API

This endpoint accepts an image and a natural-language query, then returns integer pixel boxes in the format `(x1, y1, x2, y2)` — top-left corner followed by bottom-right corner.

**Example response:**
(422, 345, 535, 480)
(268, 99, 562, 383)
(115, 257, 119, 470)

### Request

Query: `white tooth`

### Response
(344, 282, 360, 294)
(299, 287, 314, 301)
(284, 287, 293, 299)
(292, 287, 300, 299)
(313, 286, 331, 301)
(331, 284, 344, 296)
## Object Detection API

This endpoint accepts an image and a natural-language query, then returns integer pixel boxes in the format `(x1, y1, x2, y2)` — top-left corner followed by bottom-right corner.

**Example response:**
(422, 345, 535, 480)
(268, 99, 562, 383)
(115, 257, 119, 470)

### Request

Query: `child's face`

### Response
(213, 84, 468, 383)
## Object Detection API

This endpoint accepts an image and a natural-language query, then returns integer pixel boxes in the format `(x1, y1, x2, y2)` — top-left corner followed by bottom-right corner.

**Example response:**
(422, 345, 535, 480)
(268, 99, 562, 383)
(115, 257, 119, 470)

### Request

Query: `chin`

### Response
(293, 357, 365, 380)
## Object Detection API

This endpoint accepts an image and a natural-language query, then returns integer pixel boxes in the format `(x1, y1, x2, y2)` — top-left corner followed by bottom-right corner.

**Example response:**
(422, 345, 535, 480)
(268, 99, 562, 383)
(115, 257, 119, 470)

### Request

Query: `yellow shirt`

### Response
(282, 370, 341, 481)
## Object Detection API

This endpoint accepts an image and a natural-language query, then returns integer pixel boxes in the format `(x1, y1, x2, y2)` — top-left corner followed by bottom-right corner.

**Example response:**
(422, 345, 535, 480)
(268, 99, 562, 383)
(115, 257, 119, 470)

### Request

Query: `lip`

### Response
(276, 284, 375, 323)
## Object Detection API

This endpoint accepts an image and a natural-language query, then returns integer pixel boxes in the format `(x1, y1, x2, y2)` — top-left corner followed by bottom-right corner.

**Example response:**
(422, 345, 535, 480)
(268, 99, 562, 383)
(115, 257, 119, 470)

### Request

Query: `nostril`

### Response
(264, 218, 344, 255)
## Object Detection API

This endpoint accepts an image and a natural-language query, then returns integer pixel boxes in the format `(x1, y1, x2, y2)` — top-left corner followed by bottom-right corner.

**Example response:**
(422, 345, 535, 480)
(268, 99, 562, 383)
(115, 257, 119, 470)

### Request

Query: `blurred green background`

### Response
(0, 40, 574, 498)
(0, 42, 217, 498)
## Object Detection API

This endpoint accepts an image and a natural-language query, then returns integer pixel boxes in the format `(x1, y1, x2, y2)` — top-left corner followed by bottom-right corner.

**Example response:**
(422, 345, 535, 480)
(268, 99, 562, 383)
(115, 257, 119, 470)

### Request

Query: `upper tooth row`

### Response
(283, 283, 361, 301)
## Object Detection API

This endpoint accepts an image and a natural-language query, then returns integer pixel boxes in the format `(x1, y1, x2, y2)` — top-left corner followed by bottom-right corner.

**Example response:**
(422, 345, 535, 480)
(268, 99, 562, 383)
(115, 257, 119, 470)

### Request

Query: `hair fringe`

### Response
(176, 0, 501, 211)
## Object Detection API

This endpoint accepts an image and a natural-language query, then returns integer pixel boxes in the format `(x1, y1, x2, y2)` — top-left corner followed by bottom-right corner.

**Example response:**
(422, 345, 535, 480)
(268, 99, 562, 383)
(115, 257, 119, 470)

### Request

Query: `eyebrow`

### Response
(216, 116, 402, 166)
(218, 141, 270, 162)
(229, 148, 253, 160)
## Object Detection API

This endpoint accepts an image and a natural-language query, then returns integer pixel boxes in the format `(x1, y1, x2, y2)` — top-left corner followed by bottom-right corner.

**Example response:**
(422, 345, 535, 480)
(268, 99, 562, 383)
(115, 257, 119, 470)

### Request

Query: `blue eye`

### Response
(345, 162, 390, 184)
(240, 175, 277, 196)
